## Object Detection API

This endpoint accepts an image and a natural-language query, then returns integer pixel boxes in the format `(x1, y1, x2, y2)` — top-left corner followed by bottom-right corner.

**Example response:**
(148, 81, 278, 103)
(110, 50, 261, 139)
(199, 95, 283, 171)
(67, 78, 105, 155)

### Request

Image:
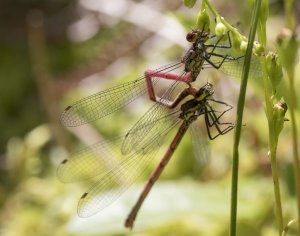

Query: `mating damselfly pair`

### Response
(57, 27, 259, 228)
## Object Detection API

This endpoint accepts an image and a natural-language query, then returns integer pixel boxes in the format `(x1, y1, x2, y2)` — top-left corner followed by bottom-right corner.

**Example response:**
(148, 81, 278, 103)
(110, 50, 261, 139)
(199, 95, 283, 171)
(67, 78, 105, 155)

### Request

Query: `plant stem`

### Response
(284, 0, 295, 30)
(287, 68, 300, 235)
(260, 53, 284, 235)
(230, 0, 261, 235)
(283, 0, 300, 233)
(270, 145, 284, 234)
(268, 119, 284, 234)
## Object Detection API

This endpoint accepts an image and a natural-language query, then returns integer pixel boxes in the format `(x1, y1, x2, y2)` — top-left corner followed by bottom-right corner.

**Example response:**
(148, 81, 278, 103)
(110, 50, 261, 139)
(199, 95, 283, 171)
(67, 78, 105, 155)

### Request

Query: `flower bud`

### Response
(273, 100, 288, 136)
(265, 52, 283, 93)
(253, 41, 265, 56)
(239, 40, 248, 52)
(276, 28, 299, 71)
(231, 33, 242, 50)
(215, 22, 226, 37)
(183, 0, 197, 8)
(197, 8, 210, 30)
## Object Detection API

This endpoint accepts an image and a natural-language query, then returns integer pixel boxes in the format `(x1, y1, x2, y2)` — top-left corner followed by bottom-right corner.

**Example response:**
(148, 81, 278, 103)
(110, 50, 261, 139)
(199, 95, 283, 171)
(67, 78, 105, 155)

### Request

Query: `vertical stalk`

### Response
(281, 0, 300, 233)
(287, 68, 300, 235)
(267, 106, 284, 234)
(284, 0, 300, 233)
(284, 0, 295, 30)
(230, 0, 261, 235)
(260, 54, 284, 234)
(270, 144, 284, 234)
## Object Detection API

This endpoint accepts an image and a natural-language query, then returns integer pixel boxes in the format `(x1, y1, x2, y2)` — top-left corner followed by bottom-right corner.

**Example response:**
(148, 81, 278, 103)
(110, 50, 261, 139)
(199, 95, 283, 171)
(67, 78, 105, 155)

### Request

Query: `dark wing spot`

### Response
(61, 159, 68, 164)
(65, 105, 72, 111)
(81, 192, 88, 199)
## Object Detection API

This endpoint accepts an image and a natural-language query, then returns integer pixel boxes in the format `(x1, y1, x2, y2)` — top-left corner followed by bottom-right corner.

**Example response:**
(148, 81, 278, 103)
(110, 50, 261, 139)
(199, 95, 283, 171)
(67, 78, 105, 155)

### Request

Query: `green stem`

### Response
(284, 0, 295, 30)
(203, 0, 217, 17)
(257, 22, 267, 47)
(200, 0, 205, 11)
(230, 0, 261, 235)
(287, 68, 300, 235)
(282, 0, 300, 234)
(261, 56, 284, 235)
(270, 130, 284, 234)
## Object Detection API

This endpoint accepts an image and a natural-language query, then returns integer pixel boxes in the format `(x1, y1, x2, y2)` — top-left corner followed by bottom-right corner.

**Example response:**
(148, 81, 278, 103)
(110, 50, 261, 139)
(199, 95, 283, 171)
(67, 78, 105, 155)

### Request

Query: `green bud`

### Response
(197, 8, 210, 30)
(253, 41, 265, 56)
(183, 0, 197, 8)
(231, 33, 242, 50)
(265, 52, 283, 93)
(215, 17, 227, 37)
(240, 40, 248, 52)
(276, 28, 299, 72)
(273, 100, 288, 136)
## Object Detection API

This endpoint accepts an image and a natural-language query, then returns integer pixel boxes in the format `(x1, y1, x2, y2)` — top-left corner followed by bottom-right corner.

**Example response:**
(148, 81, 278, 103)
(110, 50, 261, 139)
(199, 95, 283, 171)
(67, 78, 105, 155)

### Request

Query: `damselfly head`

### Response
(186, 31, 198, 42)
(186, 29, 210, 43)
(196, 83, 214, 100)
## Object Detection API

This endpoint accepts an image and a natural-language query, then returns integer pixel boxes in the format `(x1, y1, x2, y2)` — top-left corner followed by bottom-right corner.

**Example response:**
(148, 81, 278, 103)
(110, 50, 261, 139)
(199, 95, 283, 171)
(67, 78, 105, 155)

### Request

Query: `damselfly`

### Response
(60, 28, 256, 127)
(57, 82, 234, 228)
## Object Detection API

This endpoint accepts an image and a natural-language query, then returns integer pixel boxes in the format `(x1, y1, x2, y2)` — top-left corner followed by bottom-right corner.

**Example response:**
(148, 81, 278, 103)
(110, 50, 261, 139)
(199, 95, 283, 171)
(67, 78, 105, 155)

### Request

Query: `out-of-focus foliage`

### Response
(0, 0, 299, 235)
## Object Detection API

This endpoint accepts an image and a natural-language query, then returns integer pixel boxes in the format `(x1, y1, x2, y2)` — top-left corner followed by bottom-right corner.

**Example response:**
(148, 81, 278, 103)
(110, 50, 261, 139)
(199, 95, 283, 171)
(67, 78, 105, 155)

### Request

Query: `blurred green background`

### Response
(1, 0, 300, 235)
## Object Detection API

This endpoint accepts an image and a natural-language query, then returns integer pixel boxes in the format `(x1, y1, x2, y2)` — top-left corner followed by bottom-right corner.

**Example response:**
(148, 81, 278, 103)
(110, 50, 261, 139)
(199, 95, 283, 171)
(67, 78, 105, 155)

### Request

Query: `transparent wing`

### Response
(121, 81, 182, 155)
(214, 55, 262, 80)
(189, 121, 210, 168)
(75, 117, 181, 217)
(60, 32, 262, 128)
(202, 40, 263, 80)
(60, 62, 183, 127)
(57, 135, 126, 183)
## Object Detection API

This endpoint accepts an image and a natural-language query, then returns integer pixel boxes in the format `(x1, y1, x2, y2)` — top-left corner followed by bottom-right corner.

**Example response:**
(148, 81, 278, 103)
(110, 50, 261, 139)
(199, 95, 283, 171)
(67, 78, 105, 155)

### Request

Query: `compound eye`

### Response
(186, 32, 197, 42)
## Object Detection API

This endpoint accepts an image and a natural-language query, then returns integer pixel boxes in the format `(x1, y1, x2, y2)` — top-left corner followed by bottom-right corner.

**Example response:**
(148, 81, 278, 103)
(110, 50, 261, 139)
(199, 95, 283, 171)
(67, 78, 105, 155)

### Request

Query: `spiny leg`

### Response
(204, 31, 243, 68)
(205, 112, 233, 140)
(204, 107, 234, 140)
(206, 99, 233, 124)
(206, 31, 233, 49)
(205, 32, 227, 57)
(203, 54, 228, 69)
(206, 104, 233, 128)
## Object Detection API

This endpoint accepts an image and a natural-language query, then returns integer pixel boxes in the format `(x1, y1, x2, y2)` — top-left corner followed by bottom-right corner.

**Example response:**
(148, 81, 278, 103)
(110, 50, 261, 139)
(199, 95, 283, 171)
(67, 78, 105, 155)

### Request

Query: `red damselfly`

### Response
(58, 82, 234, 228)
(60, 28, 260, 127)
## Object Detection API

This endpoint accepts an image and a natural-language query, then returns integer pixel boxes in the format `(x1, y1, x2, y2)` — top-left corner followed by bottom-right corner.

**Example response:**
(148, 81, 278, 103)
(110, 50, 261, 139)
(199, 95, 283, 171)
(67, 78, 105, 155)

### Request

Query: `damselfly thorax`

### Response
(182, 29, 211, 81)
